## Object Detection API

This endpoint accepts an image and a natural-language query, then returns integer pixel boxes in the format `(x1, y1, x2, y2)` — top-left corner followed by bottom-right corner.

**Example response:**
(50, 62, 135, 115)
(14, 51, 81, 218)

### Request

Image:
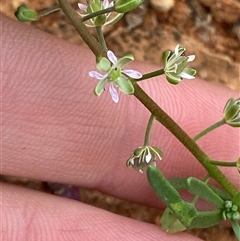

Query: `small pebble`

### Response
(150, 0, 175, 13)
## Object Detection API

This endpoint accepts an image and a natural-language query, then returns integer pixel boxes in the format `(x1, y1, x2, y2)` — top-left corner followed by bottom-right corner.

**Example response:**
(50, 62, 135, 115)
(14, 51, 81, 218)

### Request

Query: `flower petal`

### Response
(78, 3, 87, 12)
(103, 0, 110, 8)
(107, 50, 118, 65)
(180, 68, 196, 79)
(123, 69, 142, 79)
(187, 55, 195, 62)
(89, 71, 105, 79)
(174, 44, 180, 55)
(109, 83, 119, 103)
(179, 71, 195, 79)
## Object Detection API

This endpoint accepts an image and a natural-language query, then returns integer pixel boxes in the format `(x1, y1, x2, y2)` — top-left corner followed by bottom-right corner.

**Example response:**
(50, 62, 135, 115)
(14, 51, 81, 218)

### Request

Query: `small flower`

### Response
(78, 0, 123, 27)
(89, 50, 142, 103)
(126, 145, 163, 173)
(162, 44, 196, 84)
(223, 97, 240, 127)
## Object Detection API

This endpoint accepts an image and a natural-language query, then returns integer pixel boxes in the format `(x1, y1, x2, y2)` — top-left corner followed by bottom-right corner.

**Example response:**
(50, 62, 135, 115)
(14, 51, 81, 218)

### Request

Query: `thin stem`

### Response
(38, 5, 61, 18)
(209, 160, 237, 167)
(58, 0, 239, 198)
(193, 119, 226, 141)
(58, 0, 105, 57)
(96, 26, 108, 52)
(136, 69, 165, 82)
(133, 83, 239, 197)
(82, 7, 115, 22)
(144, 114, 155, 146)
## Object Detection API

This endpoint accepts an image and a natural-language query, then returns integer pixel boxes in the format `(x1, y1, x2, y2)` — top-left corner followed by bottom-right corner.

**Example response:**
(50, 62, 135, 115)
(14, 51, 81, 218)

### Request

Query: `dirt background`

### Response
(1, 0, 240, 240)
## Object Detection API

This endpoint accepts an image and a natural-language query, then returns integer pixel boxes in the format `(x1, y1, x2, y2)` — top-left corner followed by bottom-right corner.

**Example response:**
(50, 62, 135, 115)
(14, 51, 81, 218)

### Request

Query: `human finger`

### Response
(2, 15, 239, 208)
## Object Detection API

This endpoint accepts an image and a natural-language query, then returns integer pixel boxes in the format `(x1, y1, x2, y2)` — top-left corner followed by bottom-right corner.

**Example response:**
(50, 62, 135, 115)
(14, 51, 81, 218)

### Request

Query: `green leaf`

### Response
(117, 77, 134, 94)
(162, 50, 171, 65)
(94, 78, 106, 96)
(161, 208, 187, 233)
(117, 54, 134, 67)
(165, 72, 181, 85)
(147, 166, 197, 227)
(233, 192, 240, 205)
(231, 220, 240, 241)
(189, 210, 224, 229)
(97, 57, 111, 72)
(169, 177, 188, 190)
(105, 13, 124, 25)
(169, 177, 231, 200)
(187, 177, 224, 208)
(183, 68, 197, 77)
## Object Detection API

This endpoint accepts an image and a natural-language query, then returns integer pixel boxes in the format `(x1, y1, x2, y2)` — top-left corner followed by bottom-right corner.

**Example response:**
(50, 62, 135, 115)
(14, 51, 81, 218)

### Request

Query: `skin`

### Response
(1, 14, 239, 240)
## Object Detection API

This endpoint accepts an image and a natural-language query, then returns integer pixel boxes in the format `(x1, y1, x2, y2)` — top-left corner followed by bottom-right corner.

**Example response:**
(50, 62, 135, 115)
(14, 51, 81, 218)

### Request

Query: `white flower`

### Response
(126, 146, 163, 173)
(78, 0, 123, 27)
(162, 44, 196, 84)
(89, 50, 142, 103)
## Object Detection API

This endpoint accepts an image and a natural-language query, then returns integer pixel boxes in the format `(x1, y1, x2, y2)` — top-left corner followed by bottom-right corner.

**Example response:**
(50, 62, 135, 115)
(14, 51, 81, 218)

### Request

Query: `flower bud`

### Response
(223, 97, 240, 127)
(15, 6, 38, 22)
(115, 0, 143, 13)
(232, 212, 240, 220)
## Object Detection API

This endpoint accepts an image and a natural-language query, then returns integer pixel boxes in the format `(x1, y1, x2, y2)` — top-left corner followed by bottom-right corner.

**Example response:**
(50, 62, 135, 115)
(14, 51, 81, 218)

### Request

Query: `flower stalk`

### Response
(96, 26, 108, 51)
(58, 0, 105, 57)
(81, 6, 115, 22)
(136, 69, 165, 82)
(133, 83, 239, 197)
(57, 0, 239, 197)
(144, 114, 155, 145)
(193, 119, 226, 141)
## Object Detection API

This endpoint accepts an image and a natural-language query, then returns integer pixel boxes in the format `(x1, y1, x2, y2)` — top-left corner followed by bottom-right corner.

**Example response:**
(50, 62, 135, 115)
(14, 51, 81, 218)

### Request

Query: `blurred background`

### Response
(1, 1, 240, 240)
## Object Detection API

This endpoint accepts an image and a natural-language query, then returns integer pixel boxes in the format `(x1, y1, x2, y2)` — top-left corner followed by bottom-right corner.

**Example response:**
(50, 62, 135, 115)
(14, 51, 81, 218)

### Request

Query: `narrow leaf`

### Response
(189, 210, 223, 229)
(147, 166, 197, 227)
(231, 220, 240, 241)
(161, 207, 187, 233)
(187, 177, 224, 208)
(169, 177, 188, 190)
(233, 192, 240, 205)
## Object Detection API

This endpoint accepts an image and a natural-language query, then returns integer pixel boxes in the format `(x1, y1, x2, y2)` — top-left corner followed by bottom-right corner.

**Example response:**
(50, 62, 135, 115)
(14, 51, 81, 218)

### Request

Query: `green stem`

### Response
(38, 5, 61, 18)
(133, 83, 239, 197)
(209, 160, 237, 167)
(144, 114, 155, 146)
(58, 0, 105, 57)
(82, 7, 115, 22)
(136, 69, 165, 82)
(193, 119, 226, 141)
(57, 0, 239, 198)
(96, 26, 108, 51)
